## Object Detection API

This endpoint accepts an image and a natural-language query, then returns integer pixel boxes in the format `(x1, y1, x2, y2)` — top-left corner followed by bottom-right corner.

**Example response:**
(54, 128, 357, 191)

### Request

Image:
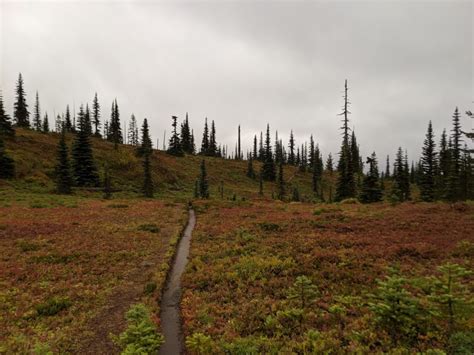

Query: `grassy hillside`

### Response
(2, 128, 317, 201)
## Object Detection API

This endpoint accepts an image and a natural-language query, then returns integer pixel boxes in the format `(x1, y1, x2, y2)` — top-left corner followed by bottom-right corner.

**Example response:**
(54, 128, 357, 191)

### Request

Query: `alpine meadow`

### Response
(0, 1, 473, 354)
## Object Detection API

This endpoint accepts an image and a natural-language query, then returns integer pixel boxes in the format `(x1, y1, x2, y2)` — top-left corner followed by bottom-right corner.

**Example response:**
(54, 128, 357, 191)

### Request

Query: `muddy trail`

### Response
(159, 209, 196, 355)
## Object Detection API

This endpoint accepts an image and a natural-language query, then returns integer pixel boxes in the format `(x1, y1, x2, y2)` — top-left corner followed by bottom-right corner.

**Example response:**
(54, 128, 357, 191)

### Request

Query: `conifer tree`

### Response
(42, 113, 49, 133)
(64, 105, 73, 133)
(54, 114, 62, 133)
(288, 130, 295, 165)
(33, 91, 42, 131)
(137, 118, 153, 157)
(84, 104, 93, 136)
(0, 136, 15, 179)
(198, 159, 209, 198)
(92, 93, 101, 137)
(446, 107, 462, 201)
(277, 162, 285, 200)
(180, 112, 192, 154)
(55, 130, 73, 194)
(312, 145, 323, 195)
(437, 129, 450, 198)
(420, 121, 437, 201)
(0, 92, 14, 136)
(336, 80, 356, 201)
(200, 118, 209, 155)
(261, 124, 276, 181)
(128, 114, 139, 146)
(246, 156, 256, 179)
(190, 129, 196, 154)
(326, 153, 334, 172)
(143, 154, 154, 198)
(14, 73, 30, 128)
(258, 131, 264, 161)
(391, 147, 410, 201)
(168, 115, 183, 156)
(351, 130, 361, 174)
(385, 155, 391, 178)
(108, 99, 122, 148)
(208, 120, 218, 156)
(360, 152, 382, 203)
(237, 125, 241, 160)
(72, 105, 99, 187)
(460, 144, 472, 200)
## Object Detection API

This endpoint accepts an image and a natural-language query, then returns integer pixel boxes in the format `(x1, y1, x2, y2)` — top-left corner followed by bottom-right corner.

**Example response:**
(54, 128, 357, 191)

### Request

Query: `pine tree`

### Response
(84, 104, 92, 136)
(391, 147, 410, 202)
(277, 162, 285, 200)
(437, 129, 450, 198)
(326, 153, 334, 172)
(312, 145, 323, 195)
(65, 105, 73, 133)
(33, 91, 42, 131)
(237, 125, 241, 160)
(108, 99, 122, 148)
(446, 107, 463, 201)
(208, 121, 217, 156)
(198, 159, 209, 198)
(143, 154, 154, 198)
(92, 93, 101, 137)
(55, 130, 73, 194)
(72, 105, 99, 187)
(460, 144, 473, 200)
(261, 124, 276, 181)
(0, 136, 15, 179)
(336, 80, 356, 201)
(200, 118, 209, 155)
(385, 155, 391, 178)
(103, 163, 112, 199)
(0, 91, 14, 136)
(288, 130, 295, 165)
(42, 113, 49, 133)
(137, 118, 153, 157)
(167, 115, 183, 156)
(351, 130, 361, 174)
(420, 121, 437, 201)
(180, 112, 192, 154)
(128, 114, 139, 146)
(246, 157, 256, 179)
(14, 73, 30, 128)
(360, 152, 382, 203)
(258, 131, 264, 161)
(403, 151, 411, 200)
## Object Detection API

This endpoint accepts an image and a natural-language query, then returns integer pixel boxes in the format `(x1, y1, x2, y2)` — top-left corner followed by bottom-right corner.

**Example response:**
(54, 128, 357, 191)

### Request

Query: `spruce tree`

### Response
(14, 73, 30, 128)
(143, 154, 154, 198)
(55, 130, 73, 194)
(208, 120, 217, 156)
(460, 144, 472, 200)
(0, 136, 15, 179)
(360, 152, 382, 203)
(446, 107, 462, 201)
(167, 115, 183, 156)
(137, 118, 153, 157)
(128, 114, 139, 146)
(391, 147, 410, 202)
(65, 105, 73, 133)
(288, 130, 295, 165)
(198, 159, 209, 198)
(253, 135, 258, 159)
(437, 129, 450, 198)
(351, 130, 361, 174)
(180, 112, 192, 154)
(420, 121, 437, 201)
(42, 113, 49, 133)
(72, 105, 99, 187)
(336, 80, 356, 201)
(84, 104, 93, 136)
(385, 155, 391, 178)
(108, 99, 122, 148)
(246, 156, 256, 179)
(237, 125, 241, 160)
(0, 91, 14, 136)
(261, 124, 276, 181)
(92, 93, 101, 137)
(33, 91, 42, 131)
(326, 153, 334, 172)
(277, 162, 285, 200)
(200, 118, 209, 154)
(258, 131, 264, 161)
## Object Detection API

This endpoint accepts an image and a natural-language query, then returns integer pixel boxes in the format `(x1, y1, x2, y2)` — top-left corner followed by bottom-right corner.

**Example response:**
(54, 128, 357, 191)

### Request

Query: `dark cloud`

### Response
(1, 0, 472, 163)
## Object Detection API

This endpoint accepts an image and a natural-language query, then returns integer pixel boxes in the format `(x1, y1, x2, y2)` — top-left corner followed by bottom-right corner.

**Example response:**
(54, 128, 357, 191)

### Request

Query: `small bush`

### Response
(144, 282, 157, 295)
(186, 333, 214, 354)
(258, 222, 281, 232)
(36, 297, 71, 316)
(18, 240, 40, 252)
(138, 224, 160, 234)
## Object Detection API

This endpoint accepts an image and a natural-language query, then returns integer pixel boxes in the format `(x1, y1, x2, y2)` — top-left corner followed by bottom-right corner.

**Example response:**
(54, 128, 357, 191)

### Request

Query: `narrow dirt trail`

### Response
(159, 209, 196, 355)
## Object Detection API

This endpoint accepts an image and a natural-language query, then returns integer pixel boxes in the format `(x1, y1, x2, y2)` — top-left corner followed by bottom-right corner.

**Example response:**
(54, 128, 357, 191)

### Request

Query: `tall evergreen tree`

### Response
(168, 115, 183, 156)
(247, 156, 256, 179)
(437, 129, 450, 198)
(143, 154, 154, 198)
(253, 135, 258, 159)
(33, 91, 42, 131)
(360, 152, 382, 203)
(180, 112, 192, 154)
(0, 136, 15, 179)
(277, 162, 285, 200)
(258, 131, 264, 161)
(128, 114, 139, 146)
(200, 118, 209, 154)
(92, 93, 101, 137)
(420, 121, 437, 201)
(326, 153, 334, 172)
(72, 105, 99, 187)
(14, 73, 30, 128)
(108, 99, 122, 148)
(64, 105, 73, 133)
(55, 130, 73, 194)
(288, 130, 296, 165)
(391, 147, 410, 201)
(0, 91, 14, 136)
(446, 107, 463, 201)
(261, 124, 276, 181)
(84, 104, 93, 136)
(336, 79, 356, 201)
(237, 125, 242, 160)
(351, 130, 361, 174)
(385, 155, 391, 178)
(208, 120, 218, 156)
(460, 144, 472, 200)
(42, 113, 49, 133)
(137, 118, 153, 157)
(198, 159, 209, 198)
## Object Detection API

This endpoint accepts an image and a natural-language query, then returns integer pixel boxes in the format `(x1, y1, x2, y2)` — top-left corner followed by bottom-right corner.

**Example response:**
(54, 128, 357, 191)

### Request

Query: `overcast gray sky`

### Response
(1, 0, 472, 163)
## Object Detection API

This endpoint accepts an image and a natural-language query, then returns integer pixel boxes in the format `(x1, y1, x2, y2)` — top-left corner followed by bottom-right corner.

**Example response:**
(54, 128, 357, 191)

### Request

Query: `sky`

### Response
(1, 0, 473, 164)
